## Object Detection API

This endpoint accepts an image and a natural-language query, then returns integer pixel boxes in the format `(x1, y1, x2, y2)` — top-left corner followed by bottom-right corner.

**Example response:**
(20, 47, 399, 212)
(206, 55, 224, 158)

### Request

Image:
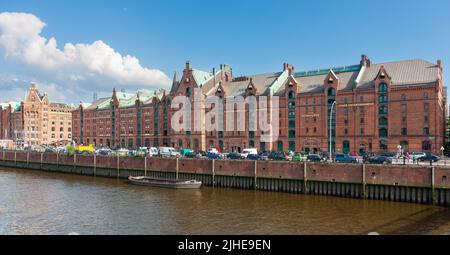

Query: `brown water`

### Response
(1, 167, 450, 235)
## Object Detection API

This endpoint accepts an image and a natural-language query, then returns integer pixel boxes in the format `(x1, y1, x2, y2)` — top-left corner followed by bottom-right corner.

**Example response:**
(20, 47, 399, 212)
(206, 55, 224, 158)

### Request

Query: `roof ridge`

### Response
(375, 58, 435, 66)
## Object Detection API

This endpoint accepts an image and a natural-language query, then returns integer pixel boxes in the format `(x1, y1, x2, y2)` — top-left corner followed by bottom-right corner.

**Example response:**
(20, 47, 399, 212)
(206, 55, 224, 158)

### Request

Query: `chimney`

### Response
(360, 54, 371, 67)
(186, 61, 191, 71)
(213, 67, 216, 85)
(438, 59, 442, 69)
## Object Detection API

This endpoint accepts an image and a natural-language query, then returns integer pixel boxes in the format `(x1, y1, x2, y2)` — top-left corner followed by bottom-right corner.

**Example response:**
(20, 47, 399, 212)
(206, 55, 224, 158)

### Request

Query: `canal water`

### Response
(1, 167, 450, 235)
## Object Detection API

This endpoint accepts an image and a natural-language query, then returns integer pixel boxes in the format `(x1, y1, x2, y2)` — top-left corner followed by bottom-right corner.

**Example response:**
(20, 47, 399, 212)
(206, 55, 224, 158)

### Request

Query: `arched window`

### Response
(378, 83, 388, 93)
(343, 140, 350, 154)
(379, 140, 388, 151)
(400, 141, 409, 152)
(186, 87, 191, 97)
(288, 91, 295, 99)
(379, 105, 388, 114)
(423, 127, 430, 135)
(422, 141, 431, 151)
(378, 95, 388, 103)
(379, 128, 388, 138)
(423, 92, 429, 99)
(379, 117, 388, 126)
(327, 88, 336, 97)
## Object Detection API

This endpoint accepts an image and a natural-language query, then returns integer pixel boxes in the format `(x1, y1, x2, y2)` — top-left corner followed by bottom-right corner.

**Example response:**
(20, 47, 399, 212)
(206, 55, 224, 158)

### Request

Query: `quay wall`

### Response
(1, 150, 450, 206)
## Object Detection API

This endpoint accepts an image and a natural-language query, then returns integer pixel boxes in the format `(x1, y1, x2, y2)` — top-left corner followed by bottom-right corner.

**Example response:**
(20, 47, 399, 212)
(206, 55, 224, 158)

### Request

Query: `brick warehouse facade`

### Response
(0, 83, 74, 147)
(72, 55, 446, 155)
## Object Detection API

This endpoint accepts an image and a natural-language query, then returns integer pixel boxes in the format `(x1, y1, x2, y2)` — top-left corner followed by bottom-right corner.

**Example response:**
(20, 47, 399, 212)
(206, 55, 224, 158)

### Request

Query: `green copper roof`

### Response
(0, 101, 21, 112)
(192, 69, 213, 87)
(295, 65, 361, 77)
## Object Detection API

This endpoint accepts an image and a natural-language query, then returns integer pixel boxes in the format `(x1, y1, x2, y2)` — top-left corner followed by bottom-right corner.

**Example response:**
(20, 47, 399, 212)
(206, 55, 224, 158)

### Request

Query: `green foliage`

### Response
(66, 145, 75, 156)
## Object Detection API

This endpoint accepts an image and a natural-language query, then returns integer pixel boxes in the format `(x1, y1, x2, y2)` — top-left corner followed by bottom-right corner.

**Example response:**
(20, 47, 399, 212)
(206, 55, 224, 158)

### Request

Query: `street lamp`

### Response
(329, 101, 336, 162)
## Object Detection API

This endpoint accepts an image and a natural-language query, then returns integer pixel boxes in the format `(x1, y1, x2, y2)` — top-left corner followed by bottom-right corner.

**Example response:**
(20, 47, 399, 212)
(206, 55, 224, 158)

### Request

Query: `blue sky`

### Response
(0, 0, 449, 104)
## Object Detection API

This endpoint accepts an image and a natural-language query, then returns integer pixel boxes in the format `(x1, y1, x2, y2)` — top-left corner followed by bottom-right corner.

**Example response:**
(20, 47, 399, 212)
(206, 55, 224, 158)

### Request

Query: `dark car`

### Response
(247, 154, 260, 161)
(365, 155, 391, 164)
(227, 152, 242, 160)
(269, 151, 288, 161)
(259, 152, 270, 161)
(185, 151, 200, 158)
(334, 153, 358, 163)
(444, 150, 450, 157)
(207, 152, 223, 159)
(307, 154, 323, 162)
(419, 154, 440, 162)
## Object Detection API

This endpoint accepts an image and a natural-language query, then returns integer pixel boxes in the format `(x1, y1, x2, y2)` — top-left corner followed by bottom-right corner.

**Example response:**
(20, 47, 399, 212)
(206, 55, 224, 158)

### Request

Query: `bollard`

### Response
(303, 161, 308, 194)
(431, 166, 436, 205)
(254, 160, 258, 190)
(93, 154, 96, 177)
(176, 157, 179, 180)
(144, 156, 147, 177)
(212, 159, 215, 187)
(117, 155, 120, 178)
(362, 164, 367, 198)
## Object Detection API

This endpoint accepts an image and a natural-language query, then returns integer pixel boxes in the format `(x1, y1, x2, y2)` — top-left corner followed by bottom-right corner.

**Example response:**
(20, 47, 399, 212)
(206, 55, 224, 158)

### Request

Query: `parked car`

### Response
(293, 152, 306, 161)
(269, 151, 289, 161)
(410, 152, 427, 159)
(240, 148, 258, 159)
(247, 154, 260, 161)
(158, 147, 179, 157)
(443, 150, 450, 157)
(259, 152, 270, 161)
(207, 152, 223, 159)
(381, 153, 396, 159)
(307, 154, 323, 162)
(95, 147, 113, 156)
(115, 148, 129, 157)
(365, 155, 392, 164)
(227, 152, 242, 160)
(419, 154, 440, 162)
(185, 151, 201, 158)
(147, 147, 159, 157)
(334, 153, 358, 163)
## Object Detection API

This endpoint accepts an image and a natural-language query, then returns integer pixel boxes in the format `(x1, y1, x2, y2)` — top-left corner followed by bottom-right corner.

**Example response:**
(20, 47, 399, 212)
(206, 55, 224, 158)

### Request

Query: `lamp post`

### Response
(329, 101, 336, 162)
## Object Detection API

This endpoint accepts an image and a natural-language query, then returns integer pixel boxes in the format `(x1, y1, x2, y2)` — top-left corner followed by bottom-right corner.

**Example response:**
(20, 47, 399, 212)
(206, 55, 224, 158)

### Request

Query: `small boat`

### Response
(127, 176, 202, 189)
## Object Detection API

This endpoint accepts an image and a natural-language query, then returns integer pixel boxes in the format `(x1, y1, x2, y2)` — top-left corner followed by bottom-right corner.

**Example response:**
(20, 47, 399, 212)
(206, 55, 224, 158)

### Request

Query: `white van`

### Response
(241, 148, 258, 158)
(158, 147, 179, 157)
(148, 147, 159, 157)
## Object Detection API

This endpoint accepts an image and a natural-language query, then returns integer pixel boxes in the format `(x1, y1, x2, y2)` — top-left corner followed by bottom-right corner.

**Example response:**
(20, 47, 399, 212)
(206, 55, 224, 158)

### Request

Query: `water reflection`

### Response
(0, 167, 449, 235)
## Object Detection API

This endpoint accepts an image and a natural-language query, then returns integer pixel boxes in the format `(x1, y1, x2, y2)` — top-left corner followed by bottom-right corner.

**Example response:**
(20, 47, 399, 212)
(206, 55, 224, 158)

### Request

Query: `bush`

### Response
(66, 145, 75, 156)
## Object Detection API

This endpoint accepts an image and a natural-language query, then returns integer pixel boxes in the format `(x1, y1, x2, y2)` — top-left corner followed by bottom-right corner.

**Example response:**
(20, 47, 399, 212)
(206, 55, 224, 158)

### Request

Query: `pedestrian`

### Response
(412, 154, 416, 165)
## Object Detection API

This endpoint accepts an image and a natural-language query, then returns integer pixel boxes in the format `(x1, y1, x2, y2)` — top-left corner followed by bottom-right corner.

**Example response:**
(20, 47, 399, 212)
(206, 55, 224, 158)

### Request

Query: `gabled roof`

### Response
(221, 72, 282, 97)
(192, 69, 214, 87)
(357, 59, 439, 89)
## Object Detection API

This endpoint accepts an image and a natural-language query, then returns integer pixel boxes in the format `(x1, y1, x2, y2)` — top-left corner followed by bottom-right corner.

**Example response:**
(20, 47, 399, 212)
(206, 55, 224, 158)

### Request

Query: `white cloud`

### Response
(0, 12, 171, 100)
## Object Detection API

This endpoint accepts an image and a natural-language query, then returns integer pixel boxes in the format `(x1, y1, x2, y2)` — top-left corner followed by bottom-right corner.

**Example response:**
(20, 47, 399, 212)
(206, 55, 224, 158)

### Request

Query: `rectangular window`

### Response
(401, 128, 407, 136)
(424, 103, 429, 112)
(401, 104, 407, 113)
(344, 129, 348, 135)
(360, 128, 364, 135)
(360, 118, 364, 124)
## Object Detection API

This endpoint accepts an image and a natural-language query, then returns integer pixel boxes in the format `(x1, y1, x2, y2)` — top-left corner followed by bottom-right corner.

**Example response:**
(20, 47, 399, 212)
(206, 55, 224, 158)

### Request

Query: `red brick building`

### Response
(0, 83, 74, 147)
(72, 55, 446, 154)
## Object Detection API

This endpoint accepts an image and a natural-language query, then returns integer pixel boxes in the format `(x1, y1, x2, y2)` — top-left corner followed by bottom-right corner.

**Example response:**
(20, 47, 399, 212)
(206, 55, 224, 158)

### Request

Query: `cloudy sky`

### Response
(0, 0, 449, 104)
